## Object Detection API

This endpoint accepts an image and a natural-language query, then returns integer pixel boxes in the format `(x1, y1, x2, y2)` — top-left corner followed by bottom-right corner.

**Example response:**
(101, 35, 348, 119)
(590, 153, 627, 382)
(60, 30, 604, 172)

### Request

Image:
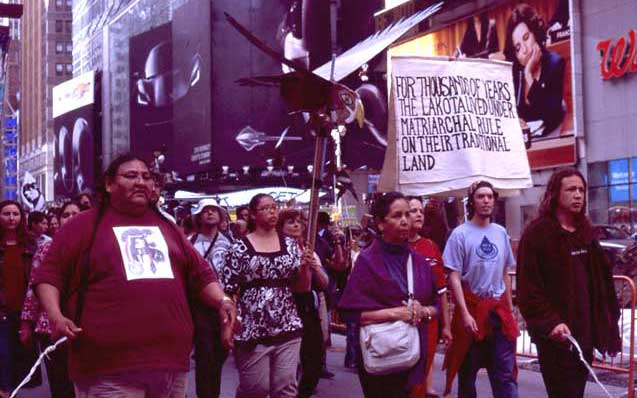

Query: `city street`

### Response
(15, 334, 628, 398)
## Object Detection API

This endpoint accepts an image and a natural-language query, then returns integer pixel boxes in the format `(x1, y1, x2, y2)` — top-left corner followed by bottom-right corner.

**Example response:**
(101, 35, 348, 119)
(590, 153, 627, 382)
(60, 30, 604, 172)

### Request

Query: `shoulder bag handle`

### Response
(407, 254, 414, 306)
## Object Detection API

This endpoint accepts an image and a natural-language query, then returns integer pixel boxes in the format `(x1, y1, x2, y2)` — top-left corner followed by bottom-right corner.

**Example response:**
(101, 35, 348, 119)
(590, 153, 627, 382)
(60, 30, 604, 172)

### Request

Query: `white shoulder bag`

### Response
(359, 254, 420, 375)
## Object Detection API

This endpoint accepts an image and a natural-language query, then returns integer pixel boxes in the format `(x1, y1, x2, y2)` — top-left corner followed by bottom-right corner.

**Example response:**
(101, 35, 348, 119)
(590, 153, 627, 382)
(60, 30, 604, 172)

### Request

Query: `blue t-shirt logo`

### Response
(476, 236, 499, 260)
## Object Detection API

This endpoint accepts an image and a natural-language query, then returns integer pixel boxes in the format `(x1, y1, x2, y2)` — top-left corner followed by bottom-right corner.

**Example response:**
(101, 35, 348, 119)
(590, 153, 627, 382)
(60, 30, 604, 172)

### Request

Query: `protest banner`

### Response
(379, 56, 532, 195)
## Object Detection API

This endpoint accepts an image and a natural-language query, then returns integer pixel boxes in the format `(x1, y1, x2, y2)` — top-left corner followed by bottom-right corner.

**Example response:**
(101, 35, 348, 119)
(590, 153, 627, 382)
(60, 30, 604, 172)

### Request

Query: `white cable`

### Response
(565, 334, 616, 398)
(9, 337, 68, 398)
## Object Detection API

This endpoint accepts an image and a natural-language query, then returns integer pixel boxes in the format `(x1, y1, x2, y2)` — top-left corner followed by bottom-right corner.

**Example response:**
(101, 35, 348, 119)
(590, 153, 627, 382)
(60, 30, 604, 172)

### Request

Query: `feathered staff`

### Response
(225, 2, 443, 248)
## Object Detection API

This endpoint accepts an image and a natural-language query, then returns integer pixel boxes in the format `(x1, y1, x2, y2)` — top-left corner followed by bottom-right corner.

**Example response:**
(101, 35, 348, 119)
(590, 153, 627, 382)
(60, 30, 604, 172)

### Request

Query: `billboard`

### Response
(129, 22, 174, 172)
(210, 1, 308, 170)
(388, 0, 575, 170)
(129, 0, 314, 175)
(52, 70, 99, 198)
(172, 0, 213, 173)
(130, 0, 213, 174)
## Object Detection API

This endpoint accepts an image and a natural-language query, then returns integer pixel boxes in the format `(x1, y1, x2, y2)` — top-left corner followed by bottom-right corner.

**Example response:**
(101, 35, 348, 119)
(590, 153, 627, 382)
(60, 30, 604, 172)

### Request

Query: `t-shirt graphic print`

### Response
(113, 226, 174, 280)
(476, 236, 499, 260)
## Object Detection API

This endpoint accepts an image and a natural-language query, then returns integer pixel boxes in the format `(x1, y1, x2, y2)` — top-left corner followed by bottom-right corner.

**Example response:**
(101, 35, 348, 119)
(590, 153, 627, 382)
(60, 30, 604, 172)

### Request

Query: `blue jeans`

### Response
(458, 312, 518, 398)
(344, 322, 360, 368)
(0, 313, 17, 391)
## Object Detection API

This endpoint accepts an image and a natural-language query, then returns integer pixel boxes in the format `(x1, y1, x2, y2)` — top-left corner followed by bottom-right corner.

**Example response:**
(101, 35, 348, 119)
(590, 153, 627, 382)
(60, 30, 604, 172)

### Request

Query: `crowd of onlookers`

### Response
(0, 193, 92, 398)
(0, 165, 450, 398)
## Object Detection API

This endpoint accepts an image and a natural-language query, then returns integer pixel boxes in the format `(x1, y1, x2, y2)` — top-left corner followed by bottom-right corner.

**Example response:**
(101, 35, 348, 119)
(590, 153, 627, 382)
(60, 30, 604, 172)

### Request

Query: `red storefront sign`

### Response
(596, 29, 637, 80)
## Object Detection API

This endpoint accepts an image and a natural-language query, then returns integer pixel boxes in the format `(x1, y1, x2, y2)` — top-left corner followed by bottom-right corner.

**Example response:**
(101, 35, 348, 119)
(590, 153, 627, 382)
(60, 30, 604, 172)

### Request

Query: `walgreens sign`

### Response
(596, 29, 637, 80)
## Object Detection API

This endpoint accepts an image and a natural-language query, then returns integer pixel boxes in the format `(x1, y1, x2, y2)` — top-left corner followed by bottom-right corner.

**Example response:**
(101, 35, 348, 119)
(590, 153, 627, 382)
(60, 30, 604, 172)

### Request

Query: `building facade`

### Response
(0, 13, 20, 200)
(20, 0, 73, 201)
(72, 0, 188, 172)
(378, 0, 637, 239)
(579, 0, 637, 232)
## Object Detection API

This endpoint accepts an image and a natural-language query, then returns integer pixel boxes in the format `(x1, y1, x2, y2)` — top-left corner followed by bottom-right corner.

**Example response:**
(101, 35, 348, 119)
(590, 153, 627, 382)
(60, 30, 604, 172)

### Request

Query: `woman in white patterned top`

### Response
(222, 194, 313, 398)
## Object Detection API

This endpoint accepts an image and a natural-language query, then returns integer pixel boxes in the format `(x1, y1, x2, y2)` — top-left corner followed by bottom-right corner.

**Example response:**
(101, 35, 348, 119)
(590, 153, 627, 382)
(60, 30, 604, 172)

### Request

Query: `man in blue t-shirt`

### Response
(443, 181, 518, 398)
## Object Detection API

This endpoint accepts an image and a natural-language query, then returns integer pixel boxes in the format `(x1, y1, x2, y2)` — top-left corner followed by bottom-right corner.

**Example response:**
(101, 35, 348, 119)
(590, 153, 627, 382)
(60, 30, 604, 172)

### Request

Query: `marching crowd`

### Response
(0, 154, 622, 398)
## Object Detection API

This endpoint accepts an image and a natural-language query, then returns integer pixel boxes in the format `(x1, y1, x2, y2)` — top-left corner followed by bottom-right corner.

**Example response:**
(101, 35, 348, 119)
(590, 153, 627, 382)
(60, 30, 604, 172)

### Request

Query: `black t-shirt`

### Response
(564, 229, 593, 348)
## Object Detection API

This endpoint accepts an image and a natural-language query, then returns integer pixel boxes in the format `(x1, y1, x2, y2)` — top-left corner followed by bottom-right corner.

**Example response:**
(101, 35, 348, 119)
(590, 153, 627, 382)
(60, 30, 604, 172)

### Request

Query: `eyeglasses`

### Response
(256, 204, 278, 213)
(118, 172, 154, 182)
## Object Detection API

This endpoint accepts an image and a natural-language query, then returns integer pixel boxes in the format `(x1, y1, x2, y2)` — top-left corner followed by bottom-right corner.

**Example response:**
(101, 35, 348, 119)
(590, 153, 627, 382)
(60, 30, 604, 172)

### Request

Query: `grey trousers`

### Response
(233, 337, 302, 398)
(73, 370, 187, 398)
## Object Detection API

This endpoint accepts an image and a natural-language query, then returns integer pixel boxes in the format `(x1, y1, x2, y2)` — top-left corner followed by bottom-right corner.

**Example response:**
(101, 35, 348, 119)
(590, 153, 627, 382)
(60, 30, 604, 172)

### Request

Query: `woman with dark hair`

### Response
(457, 13, 499, 58)
(47, 213, 60, 238)
(28, 211, 51, 246)
(222, 195, 312, 398)
(20, 200, 83, 398)
(74, 193, 93, 211)
(0, 200, 38, 397)
(339, 192, 439, 398)
(407, 196, 452, 398)
(504, 3, 566, 138)
(277, 208, 328, 398)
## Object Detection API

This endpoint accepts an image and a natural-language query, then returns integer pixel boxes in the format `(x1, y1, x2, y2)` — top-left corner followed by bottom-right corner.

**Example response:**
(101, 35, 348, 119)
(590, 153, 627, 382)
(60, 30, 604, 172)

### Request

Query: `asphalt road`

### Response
(14, 335, 629, 398)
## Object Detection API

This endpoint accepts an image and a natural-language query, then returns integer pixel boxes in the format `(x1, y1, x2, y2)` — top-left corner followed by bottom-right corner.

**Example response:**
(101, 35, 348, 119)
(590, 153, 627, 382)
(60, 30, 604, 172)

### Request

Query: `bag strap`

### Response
(202, 232, 218, 260)
(407, 254, 414, 305)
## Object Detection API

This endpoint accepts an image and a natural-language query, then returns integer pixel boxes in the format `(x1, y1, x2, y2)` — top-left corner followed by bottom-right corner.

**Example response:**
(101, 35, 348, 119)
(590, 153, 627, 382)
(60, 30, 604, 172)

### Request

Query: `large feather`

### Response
(312, 2, 444, 82)
(236, 75, 285, 87)
(225, 12, 318, 81)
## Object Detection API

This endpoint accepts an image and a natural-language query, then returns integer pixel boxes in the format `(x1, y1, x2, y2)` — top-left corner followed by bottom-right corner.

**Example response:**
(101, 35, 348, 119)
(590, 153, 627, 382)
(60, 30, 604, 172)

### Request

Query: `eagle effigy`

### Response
(225, 2, 443, 248)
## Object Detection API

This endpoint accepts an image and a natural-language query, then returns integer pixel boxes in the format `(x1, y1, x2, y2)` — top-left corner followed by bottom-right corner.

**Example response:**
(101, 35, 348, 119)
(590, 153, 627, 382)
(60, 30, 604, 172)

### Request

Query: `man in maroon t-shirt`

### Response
(33, 154, 236, 398)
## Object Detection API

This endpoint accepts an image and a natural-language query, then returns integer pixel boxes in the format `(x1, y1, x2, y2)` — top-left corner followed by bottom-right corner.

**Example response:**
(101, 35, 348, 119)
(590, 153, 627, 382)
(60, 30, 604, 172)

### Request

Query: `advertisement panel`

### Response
(388, 0, 575, 170)
(52, 70, 99, 198)
(171, 0, 212, 173)
(210, 1, 310, 170)
(129, 23, 174, 172)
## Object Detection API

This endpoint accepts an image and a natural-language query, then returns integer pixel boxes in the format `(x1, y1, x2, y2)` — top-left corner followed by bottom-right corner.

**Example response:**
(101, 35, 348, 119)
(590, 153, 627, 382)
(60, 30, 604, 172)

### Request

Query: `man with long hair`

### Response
(33, 154, 236, 397)
(442, 181, 518, 398)
(517, 168, 620, 398)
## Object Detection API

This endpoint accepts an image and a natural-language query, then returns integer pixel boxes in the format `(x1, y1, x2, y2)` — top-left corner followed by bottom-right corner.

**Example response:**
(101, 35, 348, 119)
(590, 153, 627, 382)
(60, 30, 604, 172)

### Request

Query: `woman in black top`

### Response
(222, 194, 312, 398)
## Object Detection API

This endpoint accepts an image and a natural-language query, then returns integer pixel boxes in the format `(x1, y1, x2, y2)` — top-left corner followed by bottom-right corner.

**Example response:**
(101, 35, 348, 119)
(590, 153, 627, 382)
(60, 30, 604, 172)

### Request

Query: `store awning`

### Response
(174, 187, 326, 207)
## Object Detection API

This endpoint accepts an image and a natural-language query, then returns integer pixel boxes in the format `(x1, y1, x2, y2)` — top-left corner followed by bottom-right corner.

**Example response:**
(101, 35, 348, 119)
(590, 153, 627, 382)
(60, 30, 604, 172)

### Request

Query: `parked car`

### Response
(594, 224, 635, 266)
(594, 225, 637, 307)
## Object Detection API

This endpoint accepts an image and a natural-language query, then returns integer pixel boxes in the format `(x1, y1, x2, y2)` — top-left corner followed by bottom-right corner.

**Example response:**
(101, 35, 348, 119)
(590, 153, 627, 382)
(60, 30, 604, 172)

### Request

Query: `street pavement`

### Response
(15, 334, 628, 398)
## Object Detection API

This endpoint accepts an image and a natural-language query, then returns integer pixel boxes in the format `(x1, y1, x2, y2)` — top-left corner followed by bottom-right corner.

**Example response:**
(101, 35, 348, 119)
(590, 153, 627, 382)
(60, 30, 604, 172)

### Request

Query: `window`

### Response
(55, 42, 63, 54)
(66, 42, 73, 54)
(65, 64, 73, 75)
(55, 63, 64, 76)
(55, 20, 63, 33)
(66, 0, 72, 7)
(588, 158, 637, 233)
(55, 0, 63, 9)
(65, 21, 72, 34)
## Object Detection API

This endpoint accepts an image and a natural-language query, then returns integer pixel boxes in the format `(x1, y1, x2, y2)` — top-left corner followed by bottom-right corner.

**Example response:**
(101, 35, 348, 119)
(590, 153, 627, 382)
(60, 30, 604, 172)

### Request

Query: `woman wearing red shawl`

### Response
(407, 197, 452, 398)
(339, 192, 439, 398)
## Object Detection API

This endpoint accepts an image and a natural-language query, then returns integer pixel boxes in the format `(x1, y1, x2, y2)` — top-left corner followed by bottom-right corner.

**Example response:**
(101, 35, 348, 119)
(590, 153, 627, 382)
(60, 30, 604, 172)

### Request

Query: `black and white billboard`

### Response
(129, 22, 174, 171)
(52, 70, 99, 199)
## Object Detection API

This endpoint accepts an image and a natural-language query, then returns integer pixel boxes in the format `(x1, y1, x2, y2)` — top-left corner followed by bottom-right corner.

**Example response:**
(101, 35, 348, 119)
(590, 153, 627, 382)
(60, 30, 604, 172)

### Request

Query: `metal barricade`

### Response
(332, 272, 637, 397)
(512, 272, 636, 398)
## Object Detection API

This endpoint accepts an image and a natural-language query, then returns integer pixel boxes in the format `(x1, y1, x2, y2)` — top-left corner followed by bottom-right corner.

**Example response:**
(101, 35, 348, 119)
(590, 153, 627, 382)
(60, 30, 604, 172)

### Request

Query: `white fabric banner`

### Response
(381, 56, 532, 195)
